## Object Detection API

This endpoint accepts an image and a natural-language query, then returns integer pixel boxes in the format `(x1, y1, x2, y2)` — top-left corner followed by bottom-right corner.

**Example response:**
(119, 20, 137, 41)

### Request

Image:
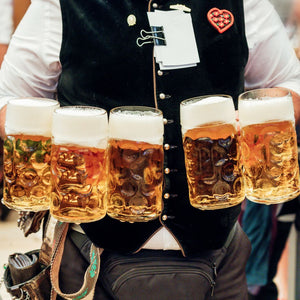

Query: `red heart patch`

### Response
(207, 8, 234, 34)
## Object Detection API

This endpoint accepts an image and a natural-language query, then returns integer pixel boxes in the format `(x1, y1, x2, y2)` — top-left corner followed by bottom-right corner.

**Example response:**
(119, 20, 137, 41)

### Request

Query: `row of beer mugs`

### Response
(3, 87, 300, 224)
(3, 100, 164, 223)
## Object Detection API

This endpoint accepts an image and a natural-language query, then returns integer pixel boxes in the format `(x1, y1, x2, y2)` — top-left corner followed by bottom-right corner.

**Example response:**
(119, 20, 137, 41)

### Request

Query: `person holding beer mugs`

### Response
(1, 0, 300, 299)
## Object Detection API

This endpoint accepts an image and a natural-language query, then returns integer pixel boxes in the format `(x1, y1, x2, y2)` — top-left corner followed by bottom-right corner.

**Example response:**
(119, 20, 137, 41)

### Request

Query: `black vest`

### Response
(58, 0, 248, 256)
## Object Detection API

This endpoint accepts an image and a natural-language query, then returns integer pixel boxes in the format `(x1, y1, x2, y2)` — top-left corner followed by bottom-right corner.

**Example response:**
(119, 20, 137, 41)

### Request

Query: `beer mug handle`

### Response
(50, 222, 103, 300)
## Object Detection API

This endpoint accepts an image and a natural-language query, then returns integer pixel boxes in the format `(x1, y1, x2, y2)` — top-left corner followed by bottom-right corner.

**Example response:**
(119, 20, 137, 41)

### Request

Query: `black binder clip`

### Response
(136, 26, 166, 47)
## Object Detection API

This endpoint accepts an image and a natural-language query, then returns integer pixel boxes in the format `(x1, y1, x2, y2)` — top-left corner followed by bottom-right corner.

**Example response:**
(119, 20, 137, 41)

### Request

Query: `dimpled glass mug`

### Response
(106, 106, 164, 223)
(180, 95, 245, 210)
(238, 88, 300, 204)
(50, 106, 108, 223)
(3, 97, 59, 211)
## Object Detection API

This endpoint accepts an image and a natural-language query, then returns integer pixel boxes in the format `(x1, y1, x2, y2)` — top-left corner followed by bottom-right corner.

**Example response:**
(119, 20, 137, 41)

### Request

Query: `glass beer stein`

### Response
(50, 106, 108, 223)
(3, 97, 59, 211)
(180, 95, 245, 210)
(107, 106, 164, 223)
(238, 88, 300, 204)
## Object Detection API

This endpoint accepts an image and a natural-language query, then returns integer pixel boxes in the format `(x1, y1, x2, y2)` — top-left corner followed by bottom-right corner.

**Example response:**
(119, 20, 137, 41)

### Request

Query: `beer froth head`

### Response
(52, 106, 108, 148)
(238, 88, 295, 128)
(180, 95, 236, 135)
(5, 98, 59, 136)
(109, 106, 164, 144)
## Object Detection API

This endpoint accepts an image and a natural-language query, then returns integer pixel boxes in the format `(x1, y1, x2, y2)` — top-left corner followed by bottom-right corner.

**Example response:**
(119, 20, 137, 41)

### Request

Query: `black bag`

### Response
(99, 248, 226, 300)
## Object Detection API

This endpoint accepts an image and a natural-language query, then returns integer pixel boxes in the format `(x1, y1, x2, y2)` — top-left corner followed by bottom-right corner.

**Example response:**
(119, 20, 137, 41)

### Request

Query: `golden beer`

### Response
(239, 88, 300, 203)
(51, 144, 107, 223)
(107, 106, 164, 222)
(3, 134, 52, 211)
(50, 106, 108, 223)
(3, 98, 59, 211)
(181, 95, 244, 210)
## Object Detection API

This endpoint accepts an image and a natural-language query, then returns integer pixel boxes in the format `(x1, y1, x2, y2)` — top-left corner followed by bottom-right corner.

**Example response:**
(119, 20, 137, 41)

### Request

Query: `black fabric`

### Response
(58, 0, 248, 256)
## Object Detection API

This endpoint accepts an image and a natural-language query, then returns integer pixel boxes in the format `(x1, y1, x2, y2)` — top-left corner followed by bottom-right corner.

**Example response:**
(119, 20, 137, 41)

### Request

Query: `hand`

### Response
(0, 105, 7, 139)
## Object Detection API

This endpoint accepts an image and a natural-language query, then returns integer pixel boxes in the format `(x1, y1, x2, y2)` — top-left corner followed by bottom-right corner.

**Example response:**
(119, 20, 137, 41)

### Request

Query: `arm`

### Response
(0, 0, 13, 66)
(244, 0, 300, 124)
(0, 0, 62, 138)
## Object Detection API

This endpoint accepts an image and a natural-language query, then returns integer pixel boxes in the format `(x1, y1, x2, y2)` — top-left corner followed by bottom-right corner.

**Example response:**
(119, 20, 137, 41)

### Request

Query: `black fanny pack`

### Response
(61, 224, 237, 300)
(98, 248, 224, 300)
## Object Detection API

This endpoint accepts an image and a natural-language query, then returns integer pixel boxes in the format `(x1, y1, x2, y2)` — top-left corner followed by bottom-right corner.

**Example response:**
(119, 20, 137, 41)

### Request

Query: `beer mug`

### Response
(238, 88, 300, 204)
(107, 106, 164, 223)
(3, 97, 59, 211)
(50, 106, 108, 223)
(180, 95, 245, 210)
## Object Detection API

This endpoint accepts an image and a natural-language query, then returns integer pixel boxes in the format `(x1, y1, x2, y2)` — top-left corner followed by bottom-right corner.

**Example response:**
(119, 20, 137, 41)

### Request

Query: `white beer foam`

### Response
(180, 96, 236, 134)
(5, 98, 59, 136)
(109, 109, 164, 144)
(238, 96, 295, 128)
(52, 106, 108, 148)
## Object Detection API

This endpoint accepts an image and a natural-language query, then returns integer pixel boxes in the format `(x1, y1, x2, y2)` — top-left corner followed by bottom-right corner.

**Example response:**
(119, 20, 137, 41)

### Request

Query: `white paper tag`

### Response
(147, 10, 200, 70)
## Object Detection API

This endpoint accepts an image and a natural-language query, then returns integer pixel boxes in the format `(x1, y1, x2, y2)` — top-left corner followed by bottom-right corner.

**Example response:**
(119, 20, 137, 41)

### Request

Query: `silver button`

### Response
(164, 168, 170, 174)
(164, 193, 170, 199)
(153, 3, 158, 8)
(162, 215, 168, 221)
(163, 118, 168, 125)
(157, 70, 163, 76)
(159, 93, 166, 100)
(164, 144, 170, 150)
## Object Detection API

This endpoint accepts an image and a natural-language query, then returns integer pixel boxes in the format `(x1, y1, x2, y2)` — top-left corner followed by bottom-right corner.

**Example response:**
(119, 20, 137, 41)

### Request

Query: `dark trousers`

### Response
(57, 223, 251, 300)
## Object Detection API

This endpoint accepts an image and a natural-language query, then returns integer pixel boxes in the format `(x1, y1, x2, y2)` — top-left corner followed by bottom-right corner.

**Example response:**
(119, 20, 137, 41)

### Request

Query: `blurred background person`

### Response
(244, 2, 300, 300)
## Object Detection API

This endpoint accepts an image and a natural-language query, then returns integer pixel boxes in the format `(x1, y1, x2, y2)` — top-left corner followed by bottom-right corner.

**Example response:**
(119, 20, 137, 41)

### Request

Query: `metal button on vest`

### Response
(157, 70, 163, 76)
(164, 168, 170, 174)
(164, 193, 170, 199)
(163, 118, 168, 125)
(162, 215, 168, 221)
(164, 144, 170, 150)
(152, 3, 158, 8)
(159, 93, 166, 100)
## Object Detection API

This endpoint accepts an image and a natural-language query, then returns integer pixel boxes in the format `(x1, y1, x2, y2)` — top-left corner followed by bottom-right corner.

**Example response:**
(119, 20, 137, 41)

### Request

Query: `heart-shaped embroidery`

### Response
(207, 8, 234, 34)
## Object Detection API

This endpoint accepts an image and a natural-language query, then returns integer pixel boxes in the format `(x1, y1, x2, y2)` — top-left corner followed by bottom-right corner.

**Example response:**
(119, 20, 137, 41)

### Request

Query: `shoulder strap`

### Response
(50, 222, 103, 300)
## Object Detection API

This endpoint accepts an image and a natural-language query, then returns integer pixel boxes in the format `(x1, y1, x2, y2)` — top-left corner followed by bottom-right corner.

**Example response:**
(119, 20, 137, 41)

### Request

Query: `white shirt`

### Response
(0, 0, 13, 44)
(1, 0, 300, 250)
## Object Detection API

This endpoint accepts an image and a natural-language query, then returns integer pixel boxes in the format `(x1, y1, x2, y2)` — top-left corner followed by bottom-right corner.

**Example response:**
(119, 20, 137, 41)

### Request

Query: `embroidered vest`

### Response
(58, 0, 248, 256)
